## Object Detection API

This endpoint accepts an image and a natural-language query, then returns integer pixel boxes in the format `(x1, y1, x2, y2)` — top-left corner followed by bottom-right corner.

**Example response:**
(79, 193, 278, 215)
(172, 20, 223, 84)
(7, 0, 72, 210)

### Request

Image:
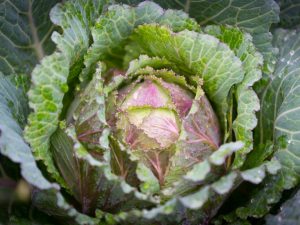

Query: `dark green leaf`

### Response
(276, 0, 300, 28)
(266, 188, 300, 225)
(0, 0, 59, 75)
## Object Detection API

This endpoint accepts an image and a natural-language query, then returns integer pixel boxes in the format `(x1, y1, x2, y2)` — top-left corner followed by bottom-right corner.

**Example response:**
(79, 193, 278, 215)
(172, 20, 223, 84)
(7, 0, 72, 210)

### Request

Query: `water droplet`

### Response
(280, 58, 285, 62)
(269, 198, 275, 202)
(288, 140, 292, 144)
(287, 60, 291, 65)
(284, 36, 288, 41)
(272, 60, 276, 64)
(290, 50, 295, 56)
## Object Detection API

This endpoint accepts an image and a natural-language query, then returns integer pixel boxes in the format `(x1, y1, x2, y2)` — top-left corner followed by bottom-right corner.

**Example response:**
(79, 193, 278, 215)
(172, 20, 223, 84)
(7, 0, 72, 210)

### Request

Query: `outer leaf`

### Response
(276, 0, 300, 28)
(260, 28, 300, 188)
(109, 144, 280, 225)
(223, 29, 300, 221)
(0, 74, 53, 190)
(32, 189, 100, 225)
(24, 0, 107, 185)
(204, 25, 263, 168)
(25, 53, 69, 186)
(51, 68, 156, 213)
(0, 0, 59, 75)
(0, 73, 94, 225)
(50, 0, 108, 73)
(65, 126, 158, 212)
(84, 1, 199, 74)
(266, 188, 300, 225)
(118, 0, 279, 73)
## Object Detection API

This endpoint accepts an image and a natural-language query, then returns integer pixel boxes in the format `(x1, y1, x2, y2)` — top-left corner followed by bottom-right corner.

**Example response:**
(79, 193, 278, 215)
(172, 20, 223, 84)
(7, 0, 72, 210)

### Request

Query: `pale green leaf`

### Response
(117, 0, 279, 73)
(0, 74, 94, 225)
(209, 142, 244, 165)
(136, 163, 160, 195)
(204, 25, 263, 168)
(179, 186, 210, 209)
(184, 160, 211, 182)
(131, 24, 244, 129)
(83, 1, 199, 74)
(25, 53, 69, 186)
(110, 158, 280, 225)
(24, 0, 107, 185)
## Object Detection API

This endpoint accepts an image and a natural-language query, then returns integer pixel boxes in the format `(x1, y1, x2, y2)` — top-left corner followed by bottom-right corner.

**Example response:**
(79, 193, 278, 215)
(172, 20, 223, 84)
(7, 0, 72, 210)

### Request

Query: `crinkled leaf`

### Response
(126, 55, 173, 75)
(50, 0, 108, 73)
(25, 53, 69, 186)
(25, 0, 107, 186)
(84, 1, 199, 74)
(212, 172, 238, 195)
(179, 186, 210, 209)
(111, 156, 280, 225)
(224, 28, 300, 221)
(184, 160, 211, 182)
(68, 64, 107, 148)
(63, 126, 158, 212)
(118, 0, 279, 73)
(131, 24, 244, 131)
(163, 142, 243, 198)
(136, 163, 160, 195)
(0, 74, 94, 225)
(0, 0, 59, 75)
(209, 142, 245, 166)
(204, 25, 263, 168)
(51, 115, 156, 213)
(167, 88, 221, 181)
(109, 136, 139, 187)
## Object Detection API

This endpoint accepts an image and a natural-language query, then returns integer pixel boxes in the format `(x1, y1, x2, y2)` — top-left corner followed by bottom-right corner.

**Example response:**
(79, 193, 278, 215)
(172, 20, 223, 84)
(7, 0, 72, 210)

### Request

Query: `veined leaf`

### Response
(0, 0, 59, 75)
(276, 0, 300, 28)
(117, 0, 280, 73)
(131, 24, 244, 132)
(25, 52, 69, 186)
(261, 28, 300, 189)
(222, 29, 300, 221)
(50, 0, 108, 71)
(84, 1, 199, 74)
(108, 143, 280, 225)
(0, 73, 96, 225)
(24, 0, 107, 185)
(0, 73, 53, 190)
(50, 67, 157, 213)
(204, 25, 263, 168)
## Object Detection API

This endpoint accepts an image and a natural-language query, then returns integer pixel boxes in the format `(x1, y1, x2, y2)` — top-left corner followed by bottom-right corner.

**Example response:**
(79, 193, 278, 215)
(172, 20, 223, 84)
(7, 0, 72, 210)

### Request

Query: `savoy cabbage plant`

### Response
(0, 0, 300, 224)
